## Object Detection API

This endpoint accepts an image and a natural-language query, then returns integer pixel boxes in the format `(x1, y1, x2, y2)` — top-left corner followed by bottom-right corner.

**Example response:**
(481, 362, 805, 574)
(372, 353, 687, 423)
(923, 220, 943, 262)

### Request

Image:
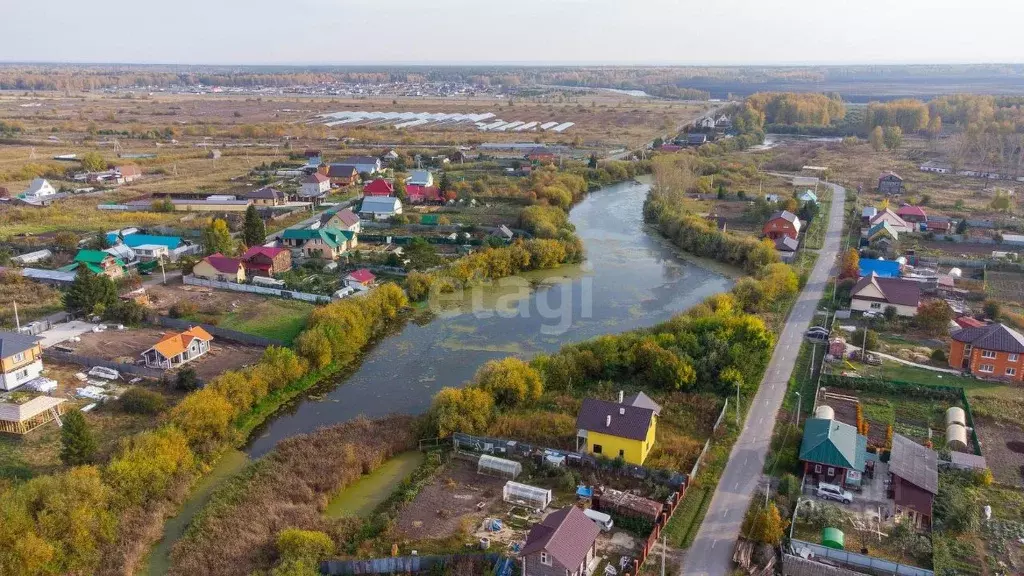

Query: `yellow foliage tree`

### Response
(170, 388, 235, 447)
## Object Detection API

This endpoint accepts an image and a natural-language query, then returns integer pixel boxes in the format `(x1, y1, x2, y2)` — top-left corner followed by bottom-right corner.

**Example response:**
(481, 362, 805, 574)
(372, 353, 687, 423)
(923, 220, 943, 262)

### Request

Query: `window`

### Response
(814, 464, 822, 473)
(870, 302, 882, 309)
(15, 368, 29, 381)
(540, 552, 551, 566)
(12, 352, 24, 363)
(593, 444, 602, 454)
(1007, 367, 1018, 377)
(618, 449, 625, 458)
(827, 467, 835, 476)
(979, 364, 995, 373)
(982, 350, 997, 359)
(1009, 354, 1019, 362)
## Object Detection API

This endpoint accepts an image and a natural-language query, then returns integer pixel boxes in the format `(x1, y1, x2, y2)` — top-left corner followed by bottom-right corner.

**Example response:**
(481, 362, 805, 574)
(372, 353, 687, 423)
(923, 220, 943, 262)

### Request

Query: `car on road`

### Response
(805, 329, 830, 344)
(816, 482, 853, 504)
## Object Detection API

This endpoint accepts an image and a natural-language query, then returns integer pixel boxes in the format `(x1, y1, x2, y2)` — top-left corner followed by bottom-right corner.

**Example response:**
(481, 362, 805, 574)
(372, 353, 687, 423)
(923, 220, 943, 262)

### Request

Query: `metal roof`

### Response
(799, 418, 867, 471)
(889, 434, 939, 494)
(576, 398, 654, 441)
(0, 331, 41, 359)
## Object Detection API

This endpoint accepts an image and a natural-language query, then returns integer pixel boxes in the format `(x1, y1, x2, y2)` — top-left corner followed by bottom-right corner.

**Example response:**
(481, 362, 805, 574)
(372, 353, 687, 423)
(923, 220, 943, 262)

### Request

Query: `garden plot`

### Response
(394, 459, 509, 542)
(816, 386, 961, 448)
(973, 417, 1024, 487)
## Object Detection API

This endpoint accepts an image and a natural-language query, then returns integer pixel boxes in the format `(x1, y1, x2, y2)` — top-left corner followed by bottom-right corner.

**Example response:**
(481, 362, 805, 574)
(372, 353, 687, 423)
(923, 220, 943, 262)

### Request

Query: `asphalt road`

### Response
(680, 181, 846, 576)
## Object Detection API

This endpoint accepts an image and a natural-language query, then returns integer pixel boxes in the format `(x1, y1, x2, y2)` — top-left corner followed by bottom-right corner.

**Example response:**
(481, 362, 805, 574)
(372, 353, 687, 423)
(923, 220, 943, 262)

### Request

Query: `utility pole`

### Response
(735, 382, 740, 427)
(794, 392, 802, 425)
(13, 300, 20, 331)
(809, 343, 817, 379)
(660, 533, 666, 576)
(159, 258, 167, 285)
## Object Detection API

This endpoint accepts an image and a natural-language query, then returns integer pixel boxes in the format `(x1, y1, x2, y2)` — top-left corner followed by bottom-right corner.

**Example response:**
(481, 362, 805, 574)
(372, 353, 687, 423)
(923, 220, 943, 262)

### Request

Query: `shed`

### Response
(0, 396, 67, 434)
(502, 481, 552, 511)
(821, 527, 845, 550)
(949, 451, 987, 471)
(592, 487, 663, 523)
(477, 454, 521, 479)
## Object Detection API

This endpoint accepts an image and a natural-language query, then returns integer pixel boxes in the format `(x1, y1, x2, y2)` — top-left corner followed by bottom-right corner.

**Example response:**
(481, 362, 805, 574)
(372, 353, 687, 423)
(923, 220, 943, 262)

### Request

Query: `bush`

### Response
(119, 387, 167, 414)
(930, 348, 947, 363)
(169, 300, 198, 319)
(850, 328, 879, 351)
(175, 366, 200, 391)
(105, 299, 148, 325)
(276, 529, 334, 563)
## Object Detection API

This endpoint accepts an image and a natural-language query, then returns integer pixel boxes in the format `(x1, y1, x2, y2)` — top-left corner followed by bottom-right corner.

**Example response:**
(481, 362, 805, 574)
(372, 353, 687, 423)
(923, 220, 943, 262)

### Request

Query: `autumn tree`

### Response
(916, 300, 955, 336)
(473, 357, 544, 407)
(170, 388, 234, 447)
(883, 126, 904, 150)
(104, 426, 194, 507)
(241, 205, 266, 247)
(839, 248, 860, 279)
(990, 190, 1013, 213)
(79, 151, 106, 172)
(53, 231, 80, 253)
(749, 502, 786, 545)
(272, 529, 335, 576)
(60, 409, 97, 465)
(869, 126, 885, 152)
(202, 218, 235, 256)
(430, 387, 494, 437)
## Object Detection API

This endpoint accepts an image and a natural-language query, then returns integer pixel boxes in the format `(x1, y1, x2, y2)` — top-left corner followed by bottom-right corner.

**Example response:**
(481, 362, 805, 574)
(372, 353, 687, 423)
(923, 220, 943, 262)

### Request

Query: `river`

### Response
(245, 179, 733, 457)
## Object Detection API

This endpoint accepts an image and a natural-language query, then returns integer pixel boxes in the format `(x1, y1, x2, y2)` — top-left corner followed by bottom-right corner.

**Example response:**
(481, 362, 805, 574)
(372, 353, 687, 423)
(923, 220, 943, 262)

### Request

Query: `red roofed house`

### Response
(926, 220, 952, 233)
(954, 316, 985, 330)
(896, 204, 928, 224)
(241, 246, 292, 277)
(344, 268, 376, 288)
(406, 184, 442, 204)
(520, 506, 601, 576)
(362, 178, 394, 197)
(192, 253, 246, 283)
(948, 323, 1024, 382)
(115, 165, 143, 184)
(762, 210, 802, 240)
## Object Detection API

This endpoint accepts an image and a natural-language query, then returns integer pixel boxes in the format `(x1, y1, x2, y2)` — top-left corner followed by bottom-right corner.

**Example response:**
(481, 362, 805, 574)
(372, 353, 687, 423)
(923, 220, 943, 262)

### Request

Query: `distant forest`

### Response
(4, 63, 1024, 101)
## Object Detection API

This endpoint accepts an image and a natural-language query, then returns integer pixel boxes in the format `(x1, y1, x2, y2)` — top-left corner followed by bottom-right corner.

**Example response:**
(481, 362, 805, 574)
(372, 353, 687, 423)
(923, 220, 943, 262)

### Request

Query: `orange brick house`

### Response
(948, 323, 1024, 382)
(762, 210, 802, 240)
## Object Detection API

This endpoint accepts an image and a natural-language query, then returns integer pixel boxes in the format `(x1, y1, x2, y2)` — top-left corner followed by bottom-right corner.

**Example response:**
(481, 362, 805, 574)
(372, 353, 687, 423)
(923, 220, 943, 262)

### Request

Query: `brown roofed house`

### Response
(520, 507, 601, 576)
(948, 323, 1024, 382)
(850, 273, 921, 317)
(576, 395, 658, 465)
(888, 434, 938, 530)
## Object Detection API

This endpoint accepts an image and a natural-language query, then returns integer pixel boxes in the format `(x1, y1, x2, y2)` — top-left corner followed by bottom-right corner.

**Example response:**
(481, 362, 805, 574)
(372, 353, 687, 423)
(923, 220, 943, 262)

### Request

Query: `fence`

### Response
(451, 432, 687, 489)
(42, 350, 167, 380)
(320, 553, 505, 575)
(790, 540, 934, 576)
(154, 315, 285, 347)
(183, 274, 333, 304)
(689, 399, 729, 479)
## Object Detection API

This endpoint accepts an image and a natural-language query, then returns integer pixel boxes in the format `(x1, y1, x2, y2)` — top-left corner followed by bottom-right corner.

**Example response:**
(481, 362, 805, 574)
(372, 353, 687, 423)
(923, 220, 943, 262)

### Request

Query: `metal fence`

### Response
(154, 315, 285, 347)
(42, 350, 167, 380)
(690, 399, 729, 479)
(183, 274, 332, 304)
(790, 540, 934, 576)
(321, 553, 505, 575)
(451, 432, 687, 489)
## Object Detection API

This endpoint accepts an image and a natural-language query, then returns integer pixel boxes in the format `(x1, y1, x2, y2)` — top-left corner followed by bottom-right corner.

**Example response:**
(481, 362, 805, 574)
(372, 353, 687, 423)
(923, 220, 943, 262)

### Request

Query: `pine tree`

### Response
(63, 267, 117, 314)
(242, 205, 266, 247)
(60, 409, 98, 465)
(439, 172, 452, 193)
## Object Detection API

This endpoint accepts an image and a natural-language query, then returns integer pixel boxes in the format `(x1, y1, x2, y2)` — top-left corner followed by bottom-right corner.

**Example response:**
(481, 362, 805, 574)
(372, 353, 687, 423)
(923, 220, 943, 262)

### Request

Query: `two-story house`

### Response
(520, 506, 601, 576)
(878, 171, 905, 195)
(762, 210, 802, 240)
(0, 332, 44, 391)
(281, 227, 356, 261)
(317, 208, 361, 233)
(63, 249, 125, 279)
(322, 164, 359, 187)
(850, 273, 921, 317)
(575, 392, 660, 465)
(241, 246, 292, 277)
(948, 323, 1024, 382)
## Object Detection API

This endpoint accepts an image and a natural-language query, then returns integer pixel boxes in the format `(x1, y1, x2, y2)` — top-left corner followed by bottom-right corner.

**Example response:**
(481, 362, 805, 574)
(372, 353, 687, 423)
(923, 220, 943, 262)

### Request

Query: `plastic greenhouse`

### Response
(477, 454, 522, 479)
(503, 481, 552, 511)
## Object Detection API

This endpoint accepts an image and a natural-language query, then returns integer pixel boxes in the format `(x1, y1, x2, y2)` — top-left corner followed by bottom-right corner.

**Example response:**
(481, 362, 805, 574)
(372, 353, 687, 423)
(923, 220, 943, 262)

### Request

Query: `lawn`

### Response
(857, 360, 989, 391)
(217, 298, 314, 344)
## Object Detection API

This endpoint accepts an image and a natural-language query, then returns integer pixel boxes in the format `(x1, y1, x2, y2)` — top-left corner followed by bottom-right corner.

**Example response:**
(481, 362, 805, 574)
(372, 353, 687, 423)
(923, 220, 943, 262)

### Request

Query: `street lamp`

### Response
(794, 392, 802, 425)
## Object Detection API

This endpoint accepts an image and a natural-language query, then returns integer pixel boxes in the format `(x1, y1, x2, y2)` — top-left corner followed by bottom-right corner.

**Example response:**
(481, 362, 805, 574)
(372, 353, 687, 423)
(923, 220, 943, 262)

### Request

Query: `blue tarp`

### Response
(576, 485, 593, 498)
(859, 259, 900, 278)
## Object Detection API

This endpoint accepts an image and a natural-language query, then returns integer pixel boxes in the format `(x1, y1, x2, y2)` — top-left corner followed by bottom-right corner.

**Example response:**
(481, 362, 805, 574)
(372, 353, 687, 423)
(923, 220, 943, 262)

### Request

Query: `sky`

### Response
(3, 0, 1024, 66)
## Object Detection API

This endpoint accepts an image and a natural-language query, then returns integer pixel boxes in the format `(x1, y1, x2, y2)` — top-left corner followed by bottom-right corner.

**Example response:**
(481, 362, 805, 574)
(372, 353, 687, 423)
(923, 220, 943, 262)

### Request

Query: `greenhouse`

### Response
(502, 481, 552, 511)
(477, 454, 522, 479)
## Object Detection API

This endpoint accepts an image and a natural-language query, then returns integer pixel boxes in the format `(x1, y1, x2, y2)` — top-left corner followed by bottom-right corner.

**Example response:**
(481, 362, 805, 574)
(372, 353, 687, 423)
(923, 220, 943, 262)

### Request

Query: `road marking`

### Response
(711, 540, 717, 550)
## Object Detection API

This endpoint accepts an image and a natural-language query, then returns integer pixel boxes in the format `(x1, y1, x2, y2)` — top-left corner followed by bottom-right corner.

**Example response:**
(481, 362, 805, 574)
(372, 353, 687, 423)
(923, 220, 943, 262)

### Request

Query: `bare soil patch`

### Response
(974, 417, 1024, 487)
(395, 459, 507, 541)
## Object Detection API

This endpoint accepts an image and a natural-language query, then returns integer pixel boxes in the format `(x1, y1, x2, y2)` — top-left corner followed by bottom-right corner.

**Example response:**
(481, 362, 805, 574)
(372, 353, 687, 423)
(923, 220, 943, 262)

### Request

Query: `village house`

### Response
(299, 172, 332, 206)
(799, 417, 868, 490)
(861, 206, 878, 224)
(406, 184, 442, 204)
(919, 161, 952, 174)
(697, 116, 716, 130)
(896, 204, 928, 224)
(321, 164, 359, 187)
(142, 326, 214, 370)
(406, 169, 434, 187)
(302, 149, 322, 167)
(867, 221, 900, 252)
(0, 332, 44, 391)
(526, 147, 558, 164)
(24, 178, 57, 200)
(282, 228, 355, 261)
(241, 246, 292, 277)
(362, 178, 394, 197)
(359, 196, 403, 220)
(317, 208, 361, 233)
(926, 219, 953, 233)
(869, 208, 913, 234)
(850, 273, 921, 317)
(245, 186, 287, 206)
(62, 249, 125, 279)
(762, 210, 802, 240)
(520, 506, 601, 576)
(344, 268, 376, 289)
(339, 156, 382, 175)
(575, 391, 660, 465)
(948, 323, 1024, 382)
(774, 235, 799, 260)
(116, 164, 143, 183)
(889, 434, 939, 531)
(797, 189, 818, 204)
(877, 172, 905, 195)
(193, 253, 246, 283)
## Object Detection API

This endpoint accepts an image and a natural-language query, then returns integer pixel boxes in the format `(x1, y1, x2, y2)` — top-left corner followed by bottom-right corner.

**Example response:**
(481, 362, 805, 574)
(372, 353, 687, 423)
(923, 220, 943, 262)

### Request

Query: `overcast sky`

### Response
(4, 0, 1024, 65)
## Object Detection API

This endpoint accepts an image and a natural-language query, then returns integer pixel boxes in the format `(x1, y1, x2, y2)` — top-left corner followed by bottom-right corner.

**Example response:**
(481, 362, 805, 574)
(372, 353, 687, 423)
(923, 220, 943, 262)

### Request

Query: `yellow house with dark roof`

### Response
(575, 392, 660, 465)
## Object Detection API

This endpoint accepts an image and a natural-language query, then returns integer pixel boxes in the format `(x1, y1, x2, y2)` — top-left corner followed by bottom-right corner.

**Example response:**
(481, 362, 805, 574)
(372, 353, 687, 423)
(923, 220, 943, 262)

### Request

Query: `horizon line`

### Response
(1, 60, 1023, 68)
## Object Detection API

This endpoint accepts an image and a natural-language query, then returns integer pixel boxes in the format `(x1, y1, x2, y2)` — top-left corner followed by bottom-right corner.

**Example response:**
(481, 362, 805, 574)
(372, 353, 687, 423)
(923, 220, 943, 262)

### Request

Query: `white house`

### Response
(132, 244, 170, 261)
(359, 196, 403, 220)
(850, 274, 921, 317)
(141, 327, 214, 370)
(869, 208, 914, 234)
(407, 170, 434, 187)
(300, 172, 331, 198)
(24, 178, 56, 199)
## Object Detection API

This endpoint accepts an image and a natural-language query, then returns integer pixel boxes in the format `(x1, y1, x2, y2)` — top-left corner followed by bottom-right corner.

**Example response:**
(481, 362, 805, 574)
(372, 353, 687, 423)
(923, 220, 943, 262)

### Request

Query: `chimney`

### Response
(618, 390, 624, 404)
(619, 407, 625, 416)
(605, 415, 611, 428)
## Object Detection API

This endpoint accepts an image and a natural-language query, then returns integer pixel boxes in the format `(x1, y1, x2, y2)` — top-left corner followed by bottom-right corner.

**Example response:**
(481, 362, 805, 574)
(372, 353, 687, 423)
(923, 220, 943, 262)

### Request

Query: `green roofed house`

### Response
(281, 227, 356, 261)
(799, 418, 868, 489)
(59, 249, 125, 279)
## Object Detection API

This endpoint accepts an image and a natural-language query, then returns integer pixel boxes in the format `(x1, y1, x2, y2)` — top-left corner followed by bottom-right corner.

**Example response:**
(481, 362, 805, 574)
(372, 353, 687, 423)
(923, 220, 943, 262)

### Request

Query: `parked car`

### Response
(816, 482, 853, 504)
(805, 331, 829, 344)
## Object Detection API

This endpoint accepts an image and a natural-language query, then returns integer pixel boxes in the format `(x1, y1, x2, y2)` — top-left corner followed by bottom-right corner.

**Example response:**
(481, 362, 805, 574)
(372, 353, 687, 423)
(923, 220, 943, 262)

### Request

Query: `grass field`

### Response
(217, 298, 314, 344)
(857, 360, 993, 391)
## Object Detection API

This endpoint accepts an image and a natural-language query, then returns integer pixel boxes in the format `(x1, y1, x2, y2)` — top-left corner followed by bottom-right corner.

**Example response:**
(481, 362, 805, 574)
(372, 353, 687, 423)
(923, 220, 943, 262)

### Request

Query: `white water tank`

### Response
(814, 405, 835, 420)
(945, 407, 966, 428)
(946, 423, 969, 452)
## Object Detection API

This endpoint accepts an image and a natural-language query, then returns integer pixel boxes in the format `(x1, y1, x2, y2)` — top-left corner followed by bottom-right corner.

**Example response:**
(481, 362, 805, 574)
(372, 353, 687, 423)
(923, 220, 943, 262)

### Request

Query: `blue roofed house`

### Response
(107, 233, 185, 262)
(800, 418, 868, 489)
(859, 259, 901, 278)
(340, 156, 381, 175)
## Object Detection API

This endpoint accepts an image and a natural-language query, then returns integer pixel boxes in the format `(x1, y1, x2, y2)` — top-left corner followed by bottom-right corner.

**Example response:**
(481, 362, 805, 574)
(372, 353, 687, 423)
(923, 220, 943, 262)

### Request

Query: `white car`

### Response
(816, 482, 853, 504)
